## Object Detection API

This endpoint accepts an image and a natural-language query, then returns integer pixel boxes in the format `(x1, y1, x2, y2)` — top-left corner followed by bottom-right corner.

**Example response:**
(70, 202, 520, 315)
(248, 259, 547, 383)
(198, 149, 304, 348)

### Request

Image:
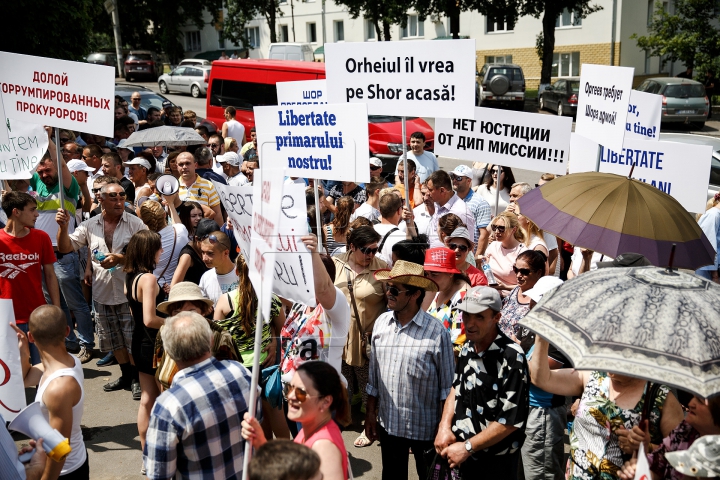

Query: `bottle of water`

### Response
(93, 249, 118, 272)
(480, 257, 498, 285)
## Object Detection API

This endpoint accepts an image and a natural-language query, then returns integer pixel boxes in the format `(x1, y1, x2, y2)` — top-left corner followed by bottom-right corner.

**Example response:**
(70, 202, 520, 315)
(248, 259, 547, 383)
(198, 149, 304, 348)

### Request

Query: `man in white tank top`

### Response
(221, 106, 246, 145)
(13, 305, 88, 479)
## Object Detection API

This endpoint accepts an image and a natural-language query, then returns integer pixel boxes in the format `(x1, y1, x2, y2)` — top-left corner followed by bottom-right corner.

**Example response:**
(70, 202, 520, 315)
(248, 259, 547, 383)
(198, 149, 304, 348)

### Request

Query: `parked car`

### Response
(124, 50, 162, 82)
(659, 132, 720, 204)
(114, 84, 217, 132)
(87, 52, 123, 77)
(476, 63, 526, 110)
(268, 43, 315, 62)
(206, 59, 434, 167)
(539, 77, 580, 117)
(158, 65, 212, 98)
(636, 77, 709, 129)
(178, 58, 211, 67)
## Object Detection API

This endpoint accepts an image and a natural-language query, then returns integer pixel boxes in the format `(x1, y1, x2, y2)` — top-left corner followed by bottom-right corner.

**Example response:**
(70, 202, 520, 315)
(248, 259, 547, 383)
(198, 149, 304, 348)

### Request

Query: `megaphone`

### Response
(9, 402, 72, 462)
(156, 174, 179, 196)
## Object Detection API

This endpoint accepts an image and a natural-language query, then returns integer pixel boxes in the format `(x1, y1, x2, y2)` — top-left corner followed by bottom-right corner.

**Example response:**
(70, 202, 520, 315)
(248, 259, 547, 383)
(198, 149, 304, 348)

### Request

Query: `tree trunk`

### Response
(383, 20, 391, 41)
(447, 0, 460, 39)
(540, 5, 557, 85)
(374, 19, 382, 41)
(266, 0, 277, 43)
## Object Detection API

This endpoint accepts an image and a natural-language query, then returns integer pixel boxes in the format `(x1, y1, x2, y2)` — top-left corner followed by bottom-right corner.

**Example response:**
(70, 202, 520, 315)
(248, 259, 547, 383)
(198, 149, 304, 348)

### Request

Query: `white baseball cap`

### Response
(451, 164, 473, 179)
(218, 151, 241, 166)
(116, 139, 133, 152)
(524, 276, 564, 303)
(369, 157, 382, 168)
(67, 159, 95, 173)
(123, 158, 152, 170)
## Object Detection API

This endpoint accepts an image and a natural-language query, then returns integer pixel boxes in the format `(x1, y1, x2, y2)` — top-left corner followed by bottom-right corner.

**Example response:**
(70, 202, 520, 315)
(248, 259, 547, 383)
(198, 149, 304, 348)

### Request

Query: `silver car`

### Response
(158, 65, 211, 98)
(659, 132, 720, 204)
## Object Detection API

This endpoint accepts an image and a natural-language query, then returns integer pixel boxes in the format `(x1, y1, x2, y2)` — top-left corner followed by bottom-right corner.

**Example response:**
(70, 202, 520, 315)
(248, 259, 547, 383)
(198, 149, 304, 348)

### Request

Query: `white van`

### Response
(268, 43, 315, 62)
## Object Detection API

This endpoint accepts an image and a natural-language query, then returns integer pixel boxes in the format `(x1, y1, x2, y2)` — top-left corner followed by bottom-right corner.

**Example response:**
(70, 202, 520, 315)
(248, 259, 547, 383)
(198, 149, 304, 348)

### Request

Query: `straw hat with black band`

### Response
(374, 260, 439, 292)
(157, 282, 214, 314)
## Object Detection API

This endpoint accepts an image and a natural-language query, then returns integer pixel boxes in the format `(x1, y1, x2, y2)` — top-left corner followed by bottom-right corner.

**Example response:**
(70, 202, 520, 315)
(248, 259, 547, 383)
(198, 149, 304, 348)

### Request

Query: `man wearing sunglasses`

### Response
(434, 286, 529, 479)
(366, 261, 454, 480)
(56, 182, 148, 395)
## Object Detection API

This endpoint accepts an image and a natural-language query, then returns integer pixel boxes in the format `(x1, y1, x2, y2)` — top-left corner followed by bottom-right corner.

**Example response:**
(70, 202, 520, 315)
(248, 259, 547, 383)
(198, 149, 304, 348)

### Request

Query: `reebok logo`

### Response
(0, 261, 37, 279)
(0, 253, 39, 262)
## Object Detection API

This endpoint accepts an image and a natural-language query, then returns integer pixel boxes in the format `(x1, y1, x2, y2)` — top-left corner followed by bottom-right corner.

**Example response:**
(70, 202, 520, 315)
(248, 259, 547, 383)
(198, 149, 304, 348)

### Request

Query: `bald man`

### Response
(176, 152, 223, 221)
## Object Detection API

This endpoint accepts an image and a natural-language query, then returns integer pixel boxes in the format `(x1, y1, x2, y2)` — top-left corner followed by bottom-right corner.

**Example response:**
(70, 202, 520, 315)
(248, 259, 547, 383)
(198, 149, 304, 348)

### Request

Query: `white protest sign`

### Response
(0, 51, 115, 137)
(249, 168, 286, 320)
(213, 181, 317, 307)
(277, 80, 328, 106)
(575, 64, 634, 153)
(625, 90, 662, 142)
(325, 40, 476, 118)
(0, 300, 27, 421)
(0, 119, 49, 179)
(569, 132, 712, 213)
(254, 103, 369, 183)
(634, 443, 652, 480)
(0, 94, 9, 145)
(435, 107, 572, 175)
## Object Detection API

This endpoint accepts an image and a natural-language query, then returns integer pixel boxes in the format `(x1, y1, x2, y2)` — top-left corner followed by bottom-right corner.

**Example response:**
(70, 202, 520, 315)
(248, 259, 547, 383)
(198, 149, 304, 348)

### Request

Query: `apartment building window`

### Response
(556, 8, 582, 27)
(365, 19, 376, 40)
(487, 14, 514, 32)
(307, 23, 317, 43)
(401, 15, 424, 38)
(280, 25, 289, 42)
(485, 55, 512, 64)
(217, 30, 225, 49)
(186, 31, 201, 52)
(647, 0, 669, 24)
(551, 52, 580, 77)
(245, 27, 260, 49)
(334, 20, 345, 41)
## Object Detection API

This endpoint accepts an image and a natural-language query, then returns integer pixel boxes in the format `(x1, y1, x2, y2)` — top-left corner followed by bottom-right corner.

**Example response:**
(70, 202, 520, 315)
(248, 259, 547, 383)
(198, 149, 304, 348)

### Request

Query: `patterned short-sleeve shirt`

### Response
(451, 332, 530, 456)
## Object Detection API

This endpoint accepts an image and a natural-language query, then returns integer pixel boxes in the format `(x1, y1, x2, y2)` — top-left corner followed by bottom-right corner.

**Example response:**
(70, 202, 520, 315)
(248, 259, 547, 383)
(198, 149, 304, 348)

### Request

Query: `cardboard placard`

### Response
(276, 80, 328, 106)
(0, 119, 49, 179)
(435, 107, 572, 175)
(0, 300, 27, 421)
(254, 103, 369, 183)
(569, 132, 712, 213)
(575, 64, 634, 153)
(324, 40, 476, 118)
(214, 180, 317, 308)
(0, 51, 115, 137)
(625, 90, 662, 142)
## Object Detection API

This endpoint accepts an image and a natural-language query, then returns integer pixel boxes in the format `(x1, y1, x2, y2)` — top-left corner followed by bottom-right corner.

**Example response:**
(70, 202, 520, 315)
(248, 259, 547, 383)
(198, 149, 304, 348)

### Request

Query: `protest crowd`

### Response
(1, 59, 720, 480)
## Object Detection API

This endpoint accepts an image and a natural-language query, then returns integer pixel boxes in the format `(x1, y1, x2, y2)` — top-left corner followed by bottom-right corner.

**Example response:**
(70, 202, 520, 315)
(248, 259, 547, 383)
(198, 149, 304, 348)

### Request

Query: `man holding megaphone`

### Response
(11, 305, 89, 479)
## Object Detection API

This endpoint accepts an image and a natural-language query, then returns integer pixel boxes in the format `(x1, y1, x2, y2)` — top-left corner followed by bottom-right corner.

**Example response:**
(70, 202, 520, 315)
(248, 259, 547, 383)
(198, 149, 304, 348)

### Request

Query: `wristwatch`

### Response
(464, 440, 475, 454)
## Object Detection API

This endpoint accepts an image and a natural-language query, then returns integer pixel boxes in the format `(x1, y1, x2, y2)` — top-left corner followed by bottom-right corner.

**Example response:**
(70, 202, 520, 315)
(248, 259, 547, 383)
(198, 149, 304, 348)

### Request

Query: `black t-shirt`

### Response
(178, 243, 209, 285)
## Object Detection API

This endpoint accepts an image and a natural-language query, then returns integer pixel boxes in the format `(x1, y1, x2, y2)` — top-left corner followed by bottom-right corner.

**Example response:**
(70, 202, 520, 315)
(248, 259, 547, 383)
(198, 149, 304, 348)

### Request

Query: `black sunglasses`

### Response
(359, 246, 378, 255)
(92, 187, 102, 194)
(59, 137, 70, 144)
(104, 191, 127, 199)
(513, 266, 533, 276)
(370, 165, 382, 170)
(386, 285, 410, 297)
(200, 234, 230, 250)
(490, 225, 506, 233)
(448, 242, 469, 252)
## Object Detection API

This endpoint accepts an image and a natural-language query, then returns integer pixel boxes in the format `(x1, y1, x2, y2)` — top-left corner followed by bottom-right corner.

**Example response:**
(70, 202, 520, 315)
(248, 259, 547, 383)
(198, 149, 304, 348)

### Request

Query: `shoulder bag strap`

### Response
(378, 227, 399, 252)
(157, 227, 178, 281)
(344, 264, 364, 336)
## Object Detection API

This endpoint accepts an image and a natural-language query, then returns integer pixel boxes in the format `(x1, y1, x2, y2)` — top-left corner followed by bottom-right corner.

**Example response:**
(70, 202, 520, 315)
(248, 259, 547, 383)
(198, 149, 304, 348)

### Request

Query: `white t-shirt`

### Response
(284, 177, 306, 186)
(212, 159, 227, 180)
(225, 119, 246, 144)
(280, 287, 350, 383)
(154, 223, 189, 288)
(228, 172, 248, 187)
(374, 223, 406, 267)
(351, 202, 380, 224)
(475, 184, 510, 214)
(396, 150, 439, 184)
(413, 204, 433, 236)
(199, 268, 239, 305)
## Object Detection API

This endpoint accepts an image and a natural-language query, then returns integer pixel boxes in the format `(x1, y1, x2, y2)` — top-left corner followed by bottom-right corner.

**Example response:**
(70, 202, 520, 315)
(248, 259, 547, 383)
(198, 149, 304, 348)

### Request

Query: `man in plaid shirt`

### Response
(145, 312, 258, 479)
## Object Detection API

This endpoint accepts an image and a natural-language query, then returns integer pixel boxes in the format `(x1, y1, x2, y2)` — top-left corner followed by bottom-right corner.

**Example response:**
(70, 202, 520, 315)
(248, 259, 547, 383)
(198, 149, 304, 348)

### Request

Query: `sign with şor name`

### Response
(625, 90, 662, 142)
(276, 80, 327, 106)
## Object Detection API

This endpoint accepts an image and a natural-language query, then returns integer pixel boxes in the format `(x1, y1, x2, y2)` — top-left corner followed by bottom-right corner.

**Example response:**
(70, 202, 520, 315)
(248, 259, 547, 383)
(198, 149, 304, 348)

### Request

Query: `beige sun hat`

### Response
(374, 260, 439, 292)
(157, 282, 214, 314)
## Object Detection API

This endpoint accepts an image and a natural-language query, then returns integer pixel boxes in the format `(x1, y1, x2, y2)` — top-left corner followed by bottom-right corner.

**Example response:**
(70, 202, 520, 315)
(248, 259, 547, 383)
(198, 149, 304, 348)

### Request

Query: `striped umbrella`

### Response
(516, 171, 714, 270)
(123, 126, 206, 147)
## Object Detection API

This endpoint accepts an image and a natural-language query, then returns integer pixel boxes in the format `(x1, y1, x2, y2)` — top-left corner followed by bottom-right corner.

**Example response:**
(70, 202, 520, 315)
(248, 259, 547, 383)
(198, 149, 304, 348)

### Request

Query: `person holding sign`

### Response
(394, 132, 439, 184)
(396, 158, 422, 209)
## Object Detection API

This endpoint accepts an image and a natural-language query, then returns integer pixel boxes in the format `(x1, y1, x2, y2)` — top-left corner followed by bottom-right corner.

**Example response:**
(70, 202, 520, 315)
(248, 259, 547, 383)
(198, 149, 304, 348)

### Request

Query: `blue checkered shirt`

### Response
(462, 189, 492, 243)
(144, 357, 257, 480)
(366, 308, 455, 441)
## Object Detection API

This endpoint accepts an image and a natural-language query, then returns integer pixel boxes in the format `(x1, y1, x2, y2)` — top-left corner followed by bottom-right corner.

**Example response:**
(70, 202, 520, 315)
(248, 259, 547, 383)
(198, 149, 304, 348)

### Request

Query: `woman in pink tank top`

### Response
(243, 361, 351, 480)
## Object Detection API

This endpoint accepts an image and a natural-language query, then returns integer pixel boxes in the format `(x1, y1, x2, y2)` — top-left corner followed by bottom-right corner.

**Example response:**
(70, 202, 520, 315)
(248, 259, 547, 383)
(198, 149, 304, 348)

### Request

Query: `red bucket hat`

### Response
(424, 247, 461, 274)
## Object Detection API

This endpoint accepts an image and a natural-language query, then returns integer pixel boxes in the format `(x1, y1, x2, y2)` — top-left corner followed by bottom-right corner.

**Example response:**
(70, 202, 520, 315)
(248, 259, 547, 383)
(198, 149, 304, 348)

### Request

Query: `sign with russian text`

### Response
(324, 40, 476, 118)
(0, 94, 9, 145)
(625, 90, 662, 142)
(276, 80, 328, 106)
(250, 168, 285, 320)
(0, 119, 49, 179)
(575, 64, 634, 153)
(254, 103, 369, 183)
(213, 181, 317, 307)
(0, 301, 27, 421)
(0, 51, 115, 137)
(435, 107, 572, 175)
(569, 132, 711, 213)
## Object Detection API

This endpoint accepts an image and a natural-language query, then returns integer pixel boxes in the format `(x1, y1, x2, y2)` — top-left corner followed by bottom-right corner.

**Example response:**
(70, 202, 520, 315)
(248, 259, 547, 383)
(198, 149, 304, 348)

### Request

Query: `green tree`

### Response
(223, 0, 282, 46)
(633, 0, 720, 72)
(334, 0, 413, 40)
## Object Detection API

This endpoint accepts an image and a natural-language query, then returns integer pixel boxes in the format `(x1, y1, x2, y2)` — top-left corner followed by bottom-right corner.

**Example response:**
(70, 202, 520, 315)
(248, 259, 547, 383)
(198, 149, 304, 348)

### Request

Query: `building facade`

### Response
(180, 0, 680, 89)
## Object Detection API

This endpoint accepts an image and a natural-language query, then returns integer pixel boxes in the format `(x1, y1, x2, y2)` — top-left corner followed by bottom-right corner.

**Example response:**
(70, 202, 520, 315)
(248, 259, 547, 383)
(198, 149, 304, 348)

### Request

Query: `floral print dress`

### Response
(647, 420, 701, 480)
(427, 287, 467, 348)
(567, 371, 669, 480)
